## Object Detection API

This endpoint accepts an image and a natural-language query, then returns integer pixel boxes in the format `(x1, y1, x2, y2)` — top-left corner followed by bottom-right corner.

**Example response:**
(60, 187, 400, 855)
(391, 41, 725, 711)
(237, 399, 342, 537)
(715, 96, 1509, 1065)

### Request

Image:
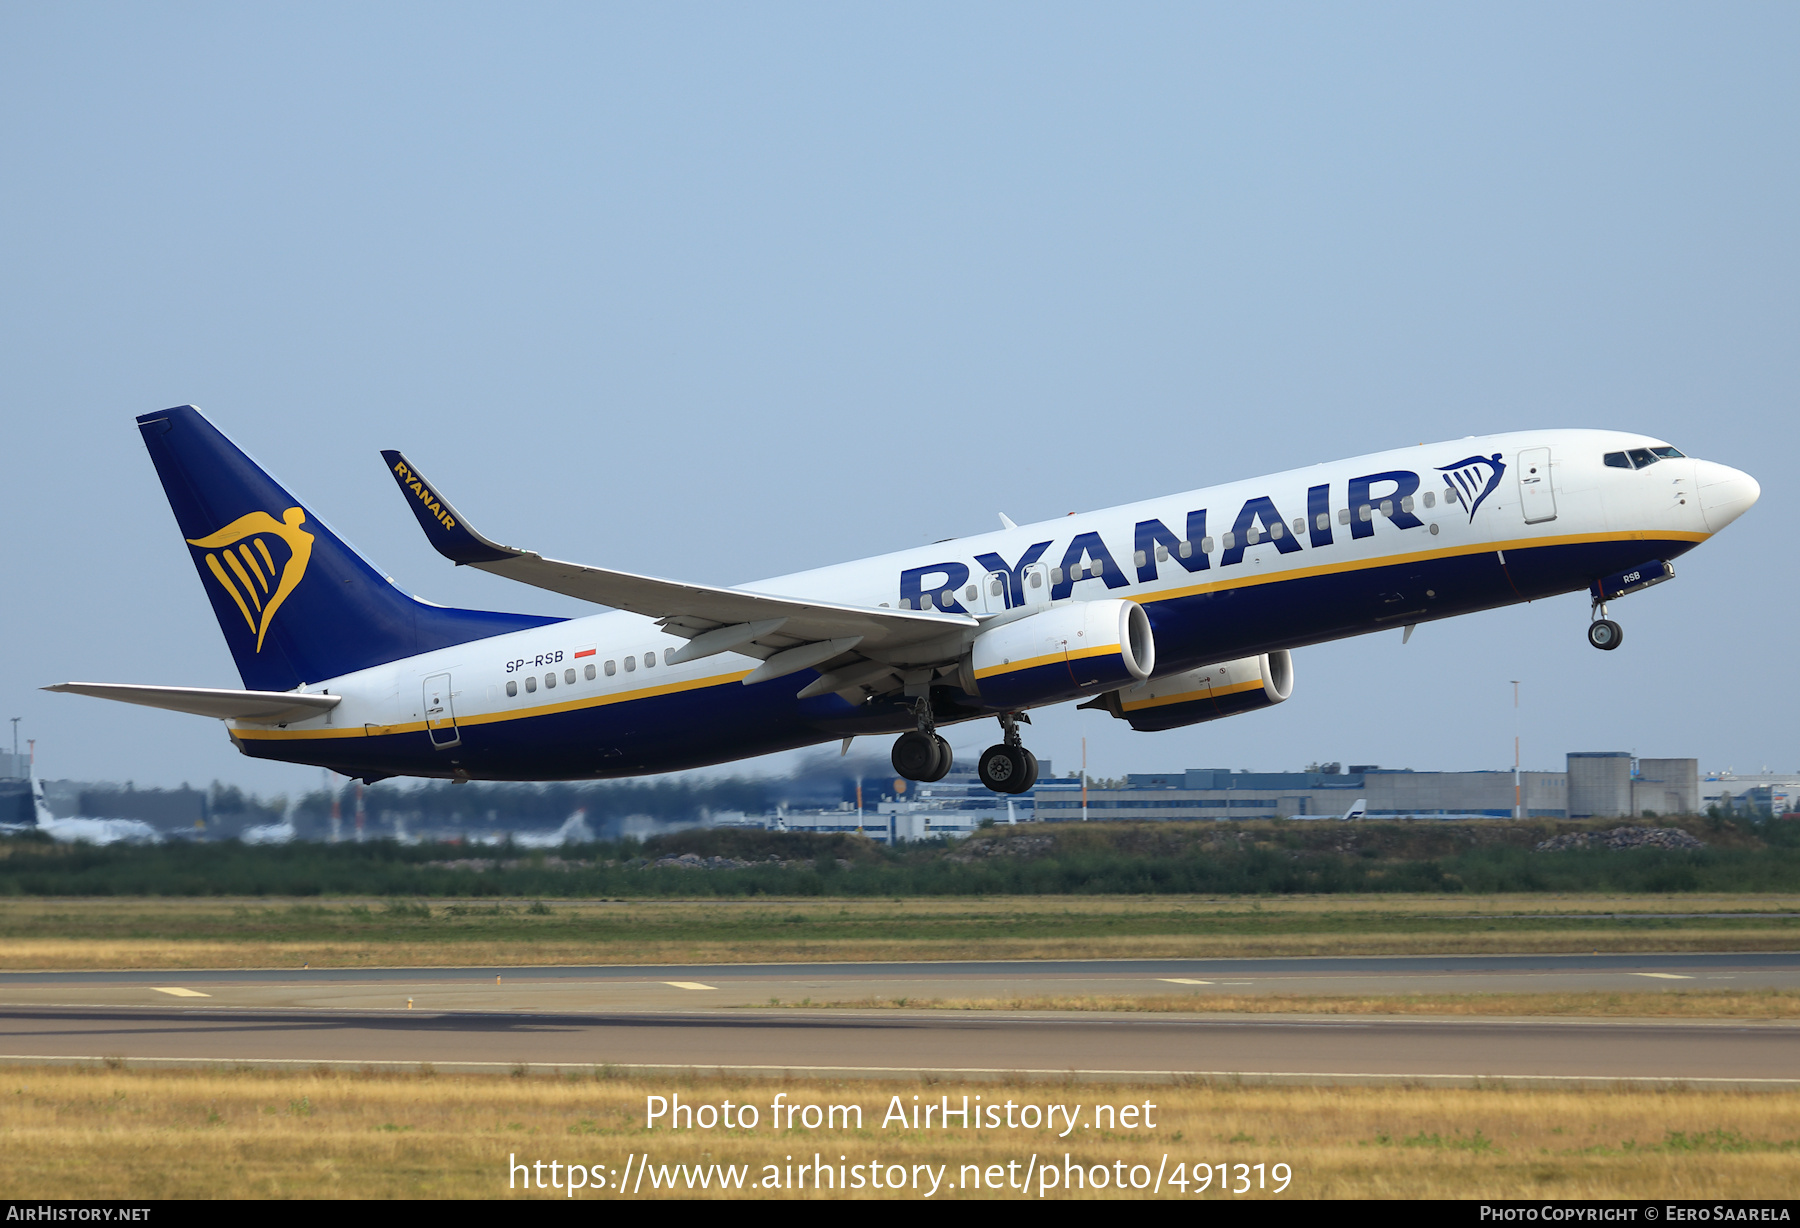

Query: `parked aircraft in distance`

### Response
(51, 407, 1758, 794)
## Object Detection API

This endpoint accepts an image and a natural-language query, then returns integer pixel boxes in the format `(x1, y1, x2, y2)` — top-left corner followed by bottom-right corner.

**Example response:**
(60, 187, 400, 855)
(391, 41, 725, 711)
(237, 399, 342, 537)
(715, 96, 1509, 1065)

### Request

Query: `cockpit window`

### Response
(1627, 448, 1658, 469)
(1603, 451, 1631, 469)
(1650, 446, 1685, 459)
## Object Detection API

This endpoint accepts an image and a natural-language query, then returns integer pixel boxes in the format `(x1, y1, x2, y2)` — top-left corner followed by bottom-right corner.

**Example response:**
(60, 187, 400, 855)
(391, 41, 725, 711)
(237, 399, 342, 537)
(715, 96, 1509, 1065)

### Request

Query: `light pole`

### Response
(1511, 681, 1521, 820)
(9, 718, 18, 779)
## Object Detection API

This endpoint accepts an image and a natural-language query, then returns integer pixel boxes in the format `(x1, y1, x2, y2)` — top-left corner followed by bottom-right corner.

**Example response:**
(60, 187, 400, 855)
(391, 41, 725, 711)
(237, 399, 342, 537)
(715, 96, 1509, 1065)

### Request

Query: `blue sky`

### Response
(2, 3, 1795, 795)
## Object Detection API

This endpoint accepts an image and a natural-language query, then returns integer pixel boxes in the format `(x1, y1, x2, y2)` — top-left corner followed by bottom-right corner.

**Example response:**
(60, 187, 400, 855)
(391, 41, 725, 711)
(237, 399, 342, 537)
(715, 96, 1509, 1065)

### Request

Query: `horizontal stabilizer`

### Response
(45, 682, 341, 725)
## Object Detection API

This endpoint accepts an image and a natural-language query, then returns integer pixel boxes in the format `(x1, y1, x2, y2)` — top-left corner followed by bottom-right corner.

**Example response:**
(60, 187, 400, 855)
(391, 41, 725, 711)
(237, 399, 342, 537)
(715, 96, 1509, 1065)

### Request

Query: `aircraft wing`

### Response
(380, 451, 974, 686)
(44, 682, 341, 724)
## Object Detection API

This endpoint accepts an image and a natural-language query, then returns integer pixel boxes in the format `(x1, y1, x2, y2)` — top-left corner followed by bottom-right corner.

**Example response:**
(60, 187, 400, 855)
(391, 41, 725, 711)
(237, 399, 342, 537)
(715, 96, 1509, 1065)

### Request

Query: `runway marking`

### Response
(151, 988, 210, 997)
(663, 982, 717, 991)
(1631, 973, 1695, 980)
(1159, 978, 1212, 985)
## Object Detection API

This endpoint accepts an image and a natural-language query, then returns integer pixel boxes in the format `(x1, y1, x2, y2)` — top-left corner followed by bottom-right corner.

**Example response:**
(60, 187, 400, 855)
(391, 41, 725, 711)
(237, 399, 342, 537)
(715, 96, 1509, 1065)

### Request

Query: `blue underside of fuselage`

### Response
(241, 535, 1698, 782)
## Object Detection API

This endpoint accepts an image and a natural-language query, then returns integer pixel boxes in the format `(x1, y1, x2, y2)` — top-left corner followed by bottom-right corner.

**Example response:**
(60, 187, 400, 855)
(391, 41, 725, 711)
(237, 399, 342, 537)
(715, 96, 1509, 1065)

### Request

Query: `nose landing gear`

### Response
(977, 711, 1040, 795)
(891, 697, 953, 782)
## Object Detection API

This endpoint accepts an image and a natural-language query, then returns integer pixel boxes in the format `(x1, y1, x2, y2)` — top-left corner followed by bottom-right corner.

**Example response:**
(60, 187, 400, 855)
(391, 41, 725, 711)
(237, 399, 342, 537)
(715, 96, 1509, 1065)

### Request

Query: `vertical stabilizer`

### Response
(137, 406, 560, 691)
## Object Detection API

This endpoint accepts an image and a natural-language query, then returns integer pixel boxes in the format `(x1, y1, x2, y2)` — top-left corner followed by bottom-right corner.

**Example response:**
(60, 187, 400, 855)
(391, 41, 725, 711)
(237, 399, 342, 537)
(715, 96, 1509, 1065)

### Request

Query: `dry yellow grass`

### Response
(759, 989, 1800, 1019)
(3, 893, 1797, 969)
(2, 1065, 1796, 1199)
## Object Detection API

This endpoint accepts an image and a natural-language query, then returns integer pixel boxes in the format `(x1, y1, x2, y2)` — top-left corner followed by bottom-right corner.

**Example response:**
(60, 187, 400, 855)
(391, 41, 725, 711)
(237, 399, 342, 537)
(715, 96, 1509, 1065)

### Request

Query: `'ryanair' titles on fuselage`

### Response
(899, 467, 1468, 612)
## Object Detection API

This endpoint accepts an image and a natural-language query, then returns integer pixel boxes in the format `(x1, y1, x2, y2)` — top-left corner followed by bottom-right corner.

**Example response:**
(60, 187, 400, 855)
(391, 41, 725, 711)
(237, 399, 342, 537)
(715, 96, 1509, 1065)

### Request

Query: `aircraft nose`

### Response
(1695, 460, 1760, 533)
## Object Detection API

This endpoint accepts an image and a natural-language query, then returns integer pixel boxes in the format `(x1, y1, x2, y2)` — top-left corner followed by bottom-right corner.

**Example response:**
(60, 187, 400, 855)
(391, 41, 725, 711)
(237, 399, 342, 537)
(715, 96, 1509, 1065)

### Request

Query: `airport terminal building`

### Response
(1033, 754, 1699, 822)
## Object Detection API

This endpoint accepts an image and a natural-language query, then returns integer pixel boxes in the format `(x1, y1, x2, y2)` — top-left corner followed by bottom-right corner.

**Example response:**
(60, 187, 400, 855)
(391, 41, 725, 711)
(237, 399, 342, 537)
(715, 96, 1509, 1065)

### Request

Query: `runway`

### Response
(2, 951, 1796, 1013)
(1, 1005, 1795, 1086)
(1, 953, 1796, 1085)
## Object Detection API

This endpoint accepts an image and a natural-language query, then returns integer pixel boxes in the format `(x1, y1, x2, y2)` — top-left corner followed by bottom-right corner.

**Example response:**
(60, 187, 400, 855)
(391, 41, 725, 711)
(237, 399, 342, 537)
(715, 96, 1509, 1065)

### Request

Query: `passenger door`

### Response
(1517, 447, 1557, 524)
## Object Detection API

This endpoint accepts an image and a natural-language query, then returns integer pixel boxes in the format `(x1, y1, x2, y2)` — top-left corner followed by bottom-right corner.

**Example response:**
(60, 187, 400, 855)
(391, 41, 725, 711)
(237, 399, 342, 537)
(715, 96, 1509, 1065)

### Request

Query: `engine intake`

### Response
(969, 599, 1154, 710)
(1089, 650, 1293, 732)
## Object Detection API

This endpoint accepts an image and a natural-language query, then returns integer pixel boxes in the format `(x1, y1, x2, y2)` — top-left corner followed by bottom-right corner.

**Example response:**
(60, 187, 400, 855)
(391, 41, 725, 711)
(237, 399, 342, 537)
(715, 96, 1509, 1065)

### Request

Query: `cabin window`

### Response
(644, 651, 656, 669)
(1199, 537, 1214, 553)
(965, 585, 977, 601)
(506, 680, 518, 697)
(1603, 451, 1631, 469)
(1316, 512, 1330, 530)
(1178, 540, 1193, 558)
(920, 593, 934, 609)
(1245, 527, 1260, 544)
(1359, 505, 1373, 522)
(564, 668, 576, 685)
(624, 656, 636, 672)
(1269, 522, 1284, 540)
(605, 660, 616, 676)
(1628, 448, 1658, 469)
(524, 676, 537, 693)
(1050, 567, 1064, 585)
(544, 672, 555, 688)
(1089, 560, 1104, 576)
(584, 664, 596, 681)
(1155, 544, 1169, 562)
(1400, 496, 1414, 513)
(1292, 518, 1305, 536)
(1028, 570, 1043, 587)
(1338, 508, 1351, 524)
(1378, 500, 1392, 517)
(1221, 532, 1236, 550)
(990, 578, 1004, 596)
(1651, 446, 1685, 459)
(1133, 550, 1147, 568)
(941, 590, 955, 605)
(1444, 486, 1461, 503)
(1422, 491, 1435, 509)
(898, 598, 912, 609)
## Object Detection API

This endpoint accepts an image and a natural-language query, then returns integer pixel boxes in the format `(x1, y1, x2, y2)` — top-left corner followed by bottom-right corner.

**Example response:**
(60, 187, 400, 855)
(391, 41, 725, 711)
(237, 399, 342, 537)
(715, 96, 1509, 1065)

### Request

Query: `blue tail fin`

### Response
(138, 405, 561, 691)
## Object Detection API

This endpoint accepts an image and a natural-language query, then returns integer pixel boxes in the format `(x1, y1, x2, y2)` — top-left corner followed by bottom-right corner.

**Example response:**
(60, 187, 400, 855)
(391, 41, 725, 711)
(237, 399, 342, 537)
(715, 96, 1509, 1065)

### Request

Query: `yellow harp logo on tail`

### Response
(186, 508, 315, 652)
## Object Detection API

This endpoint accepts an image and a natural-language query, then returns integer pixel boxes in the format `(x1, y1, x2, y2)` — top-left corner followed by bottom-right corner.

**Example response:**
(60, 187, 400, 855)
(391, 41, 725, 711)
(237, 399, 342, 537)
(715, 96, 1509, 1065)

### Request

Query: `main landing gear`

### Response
(891, 697, 953, 783)
(1587, 602, 1624, 651)
(976, 712, 1039, 796)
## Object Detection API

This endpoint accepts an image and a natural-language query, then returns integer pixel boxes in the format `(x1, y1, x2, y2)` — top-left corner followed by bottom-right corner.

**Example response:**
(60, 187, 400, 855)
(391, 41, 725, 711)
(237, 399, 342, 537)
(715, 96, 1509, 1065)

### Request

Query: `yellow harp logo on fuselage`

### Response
(186, 507, 315, 652)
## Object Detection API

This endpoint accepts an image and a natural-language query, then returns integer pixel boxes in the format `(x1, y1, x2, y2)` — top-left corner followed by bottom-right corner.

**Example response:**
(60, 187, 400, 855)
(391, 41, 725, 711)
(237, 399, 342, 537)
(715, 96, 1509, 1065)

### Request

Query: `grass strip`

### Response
(5, 1065, 1798, 1199)
(750, 988, 1800, 1019)
(3, 894, 1799, 969)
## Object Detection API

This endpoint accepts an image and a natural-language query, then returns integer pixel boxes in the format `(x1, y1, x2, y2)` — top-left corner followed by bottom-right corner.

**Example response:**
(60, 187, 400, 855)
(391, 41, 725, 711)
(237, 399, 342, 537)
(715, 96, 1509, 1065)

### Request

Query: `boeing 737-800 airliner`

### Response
(51, 407, 1758, 794)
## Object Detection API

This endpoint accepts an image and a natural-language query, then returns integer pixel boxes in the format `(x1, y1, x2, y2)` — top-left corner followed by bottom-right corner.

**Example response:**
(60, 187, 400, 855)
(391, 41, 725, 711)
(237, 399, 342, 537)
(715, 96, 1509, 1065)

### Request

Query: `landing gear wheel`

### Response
(1017, 749, 1040, 792)
(922, 734, 953, 782)
(892, 731, 941, 780)
(1587, 619, 1623, 651)
(978, 744, 1029, 793)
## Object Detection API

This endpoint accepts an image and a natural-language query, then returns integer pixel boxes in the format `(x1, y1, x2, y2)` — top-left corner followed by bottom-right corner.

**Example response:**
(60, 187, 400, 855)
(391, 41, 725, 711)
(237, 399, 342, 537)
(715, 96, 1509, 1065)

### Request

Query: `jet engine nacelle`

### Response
(969, 598, 1155, 710)
(1089, 650, 1294, 732)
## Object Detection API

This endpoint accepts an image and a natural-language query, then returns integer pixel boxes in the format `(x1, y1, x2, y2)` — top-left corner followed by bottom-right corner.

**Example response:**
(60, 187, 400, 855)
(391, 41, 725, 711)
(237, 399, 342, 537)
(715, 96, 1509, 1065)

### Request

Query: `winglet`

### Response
(380, 450, 519, 565)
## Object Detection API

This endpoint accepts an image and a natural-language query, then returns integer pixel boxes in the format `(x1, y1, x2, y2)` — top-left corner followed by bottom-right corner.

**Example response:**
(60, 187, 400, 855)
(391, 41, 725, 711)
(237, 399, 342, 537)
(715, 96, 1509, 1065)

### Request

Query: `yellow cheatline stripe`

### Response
(222, 548, 263, 611)
(1120, 676, 1264, 712)
(239, 543, 270, 593)
(233, 529, 1706, 742)
(231, 668, 759, 741)
(203, 553, 257, 632)
(1131, 529, 1709, 607)
(972, 643, 1119, 681)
